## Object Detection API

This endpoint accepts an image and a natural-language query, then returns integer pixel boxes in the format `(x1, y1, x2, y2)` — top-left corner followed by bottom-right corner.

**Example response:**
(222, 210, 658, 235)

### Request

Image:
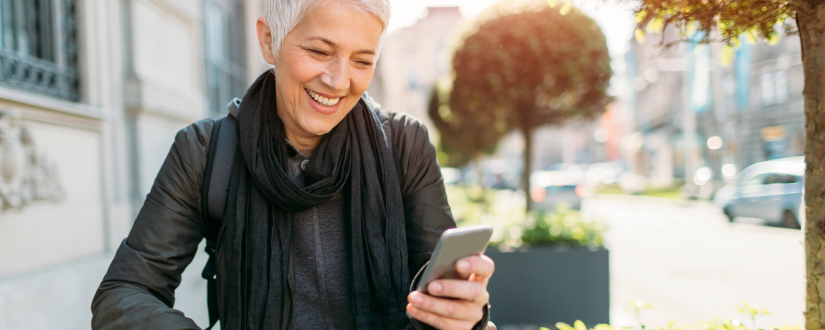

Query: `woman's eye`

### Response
(309, 49, 329, 56)
(357, 61, 373, 67)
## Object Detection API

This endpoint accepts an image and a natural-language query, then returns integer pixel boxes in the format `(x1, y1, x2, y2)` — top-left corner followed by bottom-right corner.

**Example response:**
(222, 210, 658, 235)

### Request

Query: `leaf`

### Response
(646, 17, 664, 33)
(556, 322, 576, 330)
(721, 44, 735, 66)
(768, 33, 780, 45)
(636, 10, 647, 23)
(736, 301, 770, 316)
(686, 23, 697, 38)
(630, 299, 657, 311)
(594, 324, 615, 330)
(635, 29, 646, 43)
(574, 320, 587, 330)
(560, 1, 573, 15)
(745, 28, 758, 44)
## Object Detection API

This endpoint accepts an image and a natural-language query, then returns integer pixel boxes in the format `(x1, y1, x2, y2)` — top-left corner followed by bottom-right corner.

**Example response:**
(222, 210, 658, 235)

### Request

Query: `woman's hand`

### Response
(406, 255, 495, 330)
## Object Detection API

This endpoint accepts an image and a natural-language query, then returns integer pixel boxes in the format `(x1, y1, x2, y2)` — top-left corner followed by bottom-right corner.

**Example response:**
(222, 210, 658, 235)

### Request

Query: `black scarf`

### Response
(215, 72, 410, 329)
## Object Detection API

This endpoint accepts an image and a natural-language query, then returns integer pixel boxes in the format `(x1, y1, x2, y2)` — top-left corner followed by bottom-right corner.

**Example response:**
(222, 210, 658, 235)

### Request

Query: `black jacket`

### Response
(91, 101, 480, 329)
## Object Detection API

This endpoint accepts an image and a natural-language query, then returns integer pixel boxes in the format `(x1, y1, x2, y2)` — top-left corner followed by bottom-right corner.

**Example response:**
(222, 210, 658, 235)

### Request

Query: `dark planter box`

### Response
(485, 246, 609, 327)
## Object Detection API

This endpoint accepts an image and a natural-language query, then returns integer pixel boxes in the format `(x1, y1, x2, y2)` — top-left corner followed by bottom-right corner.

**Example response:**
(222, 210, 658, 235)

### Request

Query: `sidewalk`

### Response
(0, 243, 210, 330)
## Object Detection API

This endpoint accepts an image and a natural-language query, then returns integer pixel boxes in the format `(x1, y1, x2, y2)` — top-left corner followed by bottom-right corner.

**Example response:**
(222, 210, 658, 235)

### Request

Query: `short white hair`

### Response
(264, 0, 391, 62)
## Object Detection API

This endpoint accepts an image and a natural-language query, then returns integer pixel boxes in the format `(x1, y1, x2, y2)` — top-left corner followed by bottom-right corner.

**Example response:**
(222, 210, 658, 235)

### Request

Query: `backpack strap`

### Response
(200, 97, 241, 330)
(208, 98, 240, 220)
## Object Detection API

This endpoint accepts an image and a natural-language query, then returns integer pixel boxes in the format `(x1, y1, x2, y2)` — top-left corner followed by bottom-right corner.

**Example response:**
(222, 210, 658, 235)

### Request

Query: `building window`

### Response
(720, 74, 735, 121)
(760, 72, 775, 105)
(775, 70, 788, 103)
(0, 0, 79, 101)
(204, 0, 246, 117)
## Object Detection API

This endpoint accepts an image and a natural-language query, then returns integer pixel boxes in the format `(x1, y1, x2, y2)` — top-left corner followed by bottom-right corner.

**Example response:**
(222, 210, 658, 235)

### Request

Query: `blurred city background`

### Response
(0, 0, 804, 329)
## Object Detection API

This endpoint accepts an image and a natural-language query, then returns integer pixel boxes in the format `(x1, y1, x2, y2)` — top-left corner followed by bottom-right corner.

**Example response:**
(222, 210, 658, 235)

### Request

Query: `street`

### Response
(583, 194, 805, 329)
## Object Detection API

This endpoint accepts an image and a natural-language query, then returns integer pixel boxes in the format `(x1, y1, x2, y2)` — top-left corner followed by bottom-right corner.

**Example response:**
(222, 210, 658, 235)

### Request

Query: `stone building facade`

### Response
(625, 25, 805, 190)
(0, 1, 265, 329)
(372, 7, 464, 136)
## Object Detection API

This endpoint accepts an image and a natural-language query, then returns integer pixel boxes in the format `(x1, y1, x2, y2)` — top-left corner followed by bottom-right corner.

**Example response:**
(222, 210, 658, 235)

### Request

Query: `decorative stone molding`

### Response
(0, 109, 64, 211)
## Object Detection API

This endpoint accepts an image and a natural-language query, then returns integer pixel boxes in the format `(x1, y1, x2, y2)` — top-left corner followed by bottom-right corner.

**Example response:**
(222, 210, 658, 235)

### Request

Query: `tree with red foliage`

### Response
(448, 0, 612, 211)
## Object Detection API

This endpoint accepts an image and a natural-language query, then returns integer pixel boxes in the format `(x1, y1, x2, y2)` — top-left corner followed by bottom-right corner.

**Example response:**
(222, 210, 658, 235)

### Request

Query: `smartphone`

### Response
(415, 225, 494, 294)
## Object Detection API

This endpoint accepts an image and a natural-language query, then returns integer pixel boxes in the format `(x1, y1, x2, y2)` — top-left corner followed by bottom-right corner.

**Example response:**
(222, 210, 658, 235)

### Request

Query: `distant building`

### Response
(624, 26, 687, 187)
(0, 1, 265, 328)
(726, 37, 805, 167)
(371, 7, 464, 136)
(625, 24, 805, 190)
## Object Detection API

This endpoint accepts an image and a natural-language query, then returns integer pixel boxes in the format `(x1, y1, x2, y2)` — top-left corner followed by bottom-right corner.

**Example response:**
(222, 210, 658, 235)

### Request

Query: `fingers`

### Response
(407, 255, 493, 330)
(409, 291, 483, 320)
(407, 291, 484, 330)
(406, 304, 478, 330)
(426, 279, 489, 303)
(455, 255, 495, 282)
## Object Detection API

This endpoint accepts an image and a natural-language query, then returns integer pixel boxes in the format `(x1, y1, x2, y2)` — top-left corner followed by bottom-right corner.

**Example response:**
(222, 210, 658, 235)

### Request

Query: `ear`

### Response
(257, 17, 277, 65)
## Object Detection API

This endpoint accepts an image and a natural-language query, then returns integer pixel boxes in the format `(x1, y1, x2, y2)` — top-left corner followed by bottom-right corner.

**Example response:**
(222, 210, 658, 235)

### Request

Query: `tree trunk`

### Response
(475, 154, 484, 188)
(798, 3, 825, 330)
(522, 126, 534, 212)
(473, 154, 487, 207)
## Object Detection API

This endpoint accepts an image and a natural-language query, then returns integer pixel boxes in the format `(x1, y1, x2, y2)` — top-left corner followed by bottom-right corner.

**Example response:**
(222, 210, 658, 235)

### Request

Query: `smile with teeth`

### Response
(306, 88, 341, 107)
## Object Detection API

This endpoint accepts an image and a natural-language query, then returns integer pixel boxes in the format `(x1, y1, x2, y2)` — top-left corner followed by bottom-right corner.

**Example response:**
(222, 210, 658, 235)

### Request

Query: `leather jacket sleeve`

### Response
(91, 119, 217, 330)
(386, 112, 457, 275)
(386, 113, 489, 330)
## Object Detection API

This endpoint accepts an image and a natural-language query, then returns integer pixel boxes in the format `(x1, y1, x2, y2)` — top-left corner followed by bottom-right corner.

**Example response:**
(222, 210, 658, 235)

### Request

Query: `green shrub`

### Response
(446, 185, 606, 249)
(520, 205, 606, 248)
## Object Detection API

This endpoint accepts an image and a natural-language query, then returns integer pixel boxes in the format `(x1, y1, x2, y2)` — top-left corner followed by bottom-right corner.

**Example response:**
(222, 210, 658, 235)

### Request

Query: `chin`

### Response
(302, 104, 354, 133)
(299, 118, 337, 137)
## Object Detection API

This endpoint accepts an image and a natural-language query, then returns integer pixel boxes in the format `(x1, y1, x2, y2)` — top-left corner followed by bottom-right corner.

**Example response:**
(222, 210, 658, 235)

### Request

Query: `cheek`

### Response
(279, 55, 325, 89)
(350, 68, 374, 94)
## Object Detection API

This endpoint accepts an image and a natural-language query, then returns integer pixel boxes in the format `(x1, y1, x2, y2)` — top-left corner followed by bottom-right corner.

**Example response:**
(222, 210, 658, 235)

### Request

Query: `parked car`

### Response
(481, 159, 521, 190)
(720, 157, 804, 229)
(530, 170, 589, 211)
(585, 161, 627, 187)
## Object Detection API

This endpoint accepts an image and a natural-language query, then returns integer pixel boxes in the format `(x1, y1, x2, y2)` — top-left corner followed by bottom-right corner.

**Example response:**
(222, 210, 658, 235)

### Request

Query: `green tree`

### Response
(428, 83, 506, 169)
(449, 0, 612, 211)
(633, 1, 824, 329)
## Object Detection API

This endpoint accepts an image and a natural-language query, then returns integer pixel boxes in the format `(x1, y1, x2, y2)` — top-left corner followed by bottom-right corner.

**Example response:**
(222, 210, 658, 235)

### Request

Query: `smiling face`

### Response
(257, 2, 383, 150)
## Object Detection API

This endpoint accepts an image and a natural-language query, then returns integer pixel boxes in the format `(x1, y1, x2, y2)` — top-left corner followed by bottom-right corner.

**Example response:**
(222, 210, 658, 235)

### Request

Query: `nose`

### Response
(320, 58, 350, 92)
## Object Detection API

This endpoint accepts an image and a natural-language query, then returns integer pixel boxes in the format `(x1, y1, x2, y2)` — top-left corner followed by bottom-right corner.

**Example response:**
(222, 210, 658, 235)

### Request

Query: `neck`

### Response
(283, 128, 322, 151)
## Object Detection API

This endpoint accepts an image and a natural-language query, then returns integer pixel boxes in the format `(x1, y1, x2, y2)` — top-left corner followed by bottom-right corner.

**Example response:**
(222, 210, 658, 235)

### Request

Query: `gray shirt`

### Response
(284, 143, 355, 329)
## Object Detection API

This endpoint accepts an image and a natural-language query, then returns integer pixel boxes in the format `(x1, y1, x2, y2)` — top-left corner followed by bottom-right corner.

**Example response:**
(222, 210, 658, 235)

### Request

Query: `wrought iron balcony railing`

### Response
(0, 0, 79, 101)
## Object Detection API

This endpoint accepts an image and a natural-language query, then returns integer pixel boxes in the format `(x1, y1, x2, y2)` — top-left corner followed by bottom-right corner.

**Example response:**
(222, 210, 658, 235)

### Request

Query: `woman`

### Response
(91, 0, 495, 329)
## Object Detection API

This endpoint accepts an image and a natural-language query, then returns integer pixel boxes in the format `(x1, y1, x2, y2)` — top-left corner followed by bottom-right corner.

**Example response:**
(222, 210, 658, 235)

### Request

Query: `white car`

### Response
(530, 170, 587, 211)
(720, 157, 804, 229)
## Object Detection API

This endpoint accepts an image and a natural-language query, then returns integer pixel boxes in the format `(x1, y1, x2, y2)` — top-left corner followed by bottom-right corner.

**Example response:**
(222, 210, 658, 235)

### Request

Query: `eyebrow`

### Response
(308, 36, 375, 55)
